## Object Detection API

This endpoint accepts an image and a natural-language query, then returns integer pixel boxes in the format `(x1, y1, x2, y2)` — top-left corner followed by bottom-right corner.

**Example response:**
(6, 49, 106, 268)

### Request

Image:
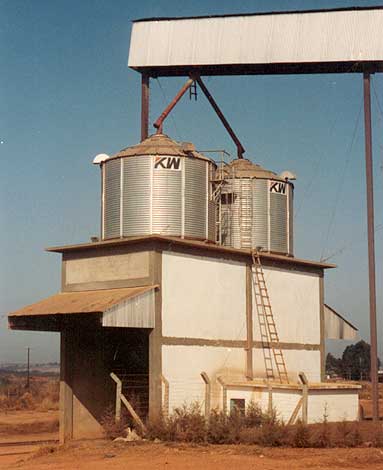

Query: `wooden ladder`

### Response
(251, 252, 289, 384)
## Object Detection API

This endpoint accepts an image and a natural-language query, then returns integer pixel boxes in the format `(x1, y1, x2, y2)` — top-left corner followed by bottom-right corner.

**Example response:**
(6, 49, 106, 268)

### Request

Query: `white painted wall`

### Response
(162, 343, 358, 422)
(162, 344, 246, 411)
(308, 390, 359, 422)
(252, 349, 321, 383)
(253, 265, 321, 344)
(225, 387, 359, 423)
(162, 251, 246, 340)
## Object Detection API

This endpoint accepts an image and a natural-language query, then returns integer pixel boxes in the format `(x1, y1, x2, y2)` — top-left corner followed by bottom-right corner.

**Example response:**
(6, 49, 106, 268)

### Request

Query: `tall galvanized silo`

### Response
(215, 159, 294, 255)
(96, 133, 216, 241)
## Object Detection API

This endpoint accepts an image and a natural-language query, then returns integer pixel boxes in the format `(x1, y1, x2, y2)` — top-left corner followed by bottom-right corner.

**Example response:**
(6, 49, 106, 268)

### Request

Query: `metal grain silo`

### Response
(97, 134, 216, 241)
(215, 159, 294, 255)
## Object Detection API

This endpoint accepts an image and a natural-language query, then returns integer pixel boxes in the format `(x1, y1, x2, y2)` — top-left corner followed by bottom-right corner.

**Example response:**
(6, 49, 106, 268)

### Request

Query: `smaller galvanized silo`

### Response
(215, 159, 294, 255)
(96, 134, 216, 241)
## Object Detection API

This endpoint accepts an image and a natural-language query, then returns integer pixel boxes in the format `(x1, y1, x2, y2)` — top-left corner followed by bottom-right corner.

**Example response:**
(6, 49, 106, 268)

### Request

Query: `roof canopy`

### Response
(128, 6, 383, 76)
(8, 286, 157, 331)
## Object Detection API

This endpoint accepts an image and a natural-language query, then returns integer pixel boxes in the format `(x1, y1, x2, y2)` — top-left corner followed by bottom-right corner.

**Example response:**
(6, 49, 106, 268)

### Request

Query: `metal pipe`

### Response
(141, 74, 150, 141)
(194, 76, 245, 158)
(363, 72, 379, 422)
(153, 78, 194, 133)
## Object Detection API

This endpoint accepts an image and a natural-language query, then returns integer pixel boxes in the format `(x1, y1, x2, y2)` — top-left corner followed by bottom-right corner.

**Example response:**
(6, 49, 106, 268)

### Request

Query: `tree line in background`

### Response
(326, 340, 381, 380)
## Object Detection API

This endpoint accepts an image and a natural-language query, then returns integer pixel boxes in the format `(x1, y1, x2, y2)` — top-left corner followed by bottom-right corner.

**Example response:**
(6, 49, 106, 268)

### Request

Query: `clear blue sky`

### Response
(1, 0, 383, 363)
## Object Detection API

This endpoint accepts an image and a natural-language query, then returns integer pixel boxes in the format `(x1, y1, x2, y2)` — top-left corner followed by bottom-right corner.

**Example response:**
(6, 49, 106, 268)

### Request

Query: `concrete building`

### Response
(9, 6, 373, 440)
(9, 220, 359, 440)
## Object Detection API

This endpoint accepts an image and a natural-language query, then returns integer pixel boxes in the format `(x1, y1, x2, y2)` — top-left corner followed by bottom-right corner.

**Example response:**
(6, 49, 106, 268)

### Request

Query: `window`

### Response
(230, 398, 245, 415)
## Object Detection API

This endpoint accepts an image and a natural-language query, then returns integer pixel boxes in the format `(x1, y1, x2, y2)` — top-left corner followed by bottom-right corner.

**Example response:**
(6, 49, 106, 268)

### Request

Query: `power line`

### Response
(372, 79, 383, 120)
(295, 109, 340, 218)
(320, 223, 383, 262)
(155, 78, 182, 142)
(320, 98, 363, 261)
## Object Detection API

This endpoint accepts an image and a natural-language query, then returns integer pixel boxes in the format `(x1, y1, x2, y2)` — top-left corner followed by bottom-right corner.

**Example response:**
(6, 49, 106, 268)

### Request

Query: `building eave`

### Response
(46, 235, 335, 270)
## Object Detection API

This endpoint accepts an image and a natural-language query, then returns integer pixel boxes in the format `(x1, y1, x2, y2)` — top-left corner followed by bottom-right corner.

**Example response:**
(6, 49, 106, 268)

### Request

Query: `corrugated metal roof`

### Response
(324, 303, 358, 340)
(108, 133, 212, 162)
(8, 286, 157, 318)
(128, 8, 383, 73)
(133, 6, 383, 22)
(45, 234, 335, 270)
(216, 158, 285, 181)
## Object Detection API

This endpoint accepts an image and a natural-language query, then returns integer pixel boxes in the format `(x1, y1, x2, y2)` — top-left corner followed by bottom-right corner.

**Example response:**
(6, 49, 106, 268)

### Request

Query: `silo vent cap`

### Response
(279, 170, 297, 181)
(93, 153, 110, 165)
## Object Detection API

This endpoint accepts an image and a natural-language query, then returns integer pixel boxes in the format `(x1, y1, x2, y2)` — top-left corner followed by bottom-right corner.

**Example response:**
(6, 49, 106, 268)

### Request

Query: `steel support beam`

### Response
(194, 76, 245, 158)
(363, 71, 379, 422)
(153, 78, 194, 133)
(141, 73, 150, 141)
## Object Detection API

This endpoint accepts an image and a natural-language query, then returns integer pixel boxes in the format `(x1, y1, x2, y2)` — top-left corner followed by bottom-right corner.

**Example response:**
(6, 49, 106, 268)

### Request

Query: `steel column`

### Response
(363, 72, 379, 422)
(141, 74, 150, 141)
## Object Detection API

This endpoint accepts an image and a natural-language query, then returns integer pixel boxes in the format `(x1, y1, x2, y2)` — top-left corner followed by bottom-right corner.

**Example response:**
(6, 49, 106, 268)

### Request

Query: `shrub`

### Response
(371, 424, 383, 447)
(147, 403, 206, 443)
(245, 401, 263, 427)
(146, 414, 172, 441)
(207, 409, 231, 444)
(292, 421, 311, 448)
(258, 421, 286, 447)
(312, 407, 333, 448)
(100, 406, 129, 440)
(335, 420, 351, 447)
(345, 422, 363, 447)
(171, 403, 206, 443)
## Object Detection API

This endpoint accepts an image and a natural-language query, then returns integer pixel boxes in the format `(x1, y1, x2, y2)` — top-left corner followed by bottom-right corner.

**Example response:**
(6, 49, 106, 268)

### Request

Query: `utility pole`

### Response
(363, 72, 379, 422)
(26, 347, 30, 389)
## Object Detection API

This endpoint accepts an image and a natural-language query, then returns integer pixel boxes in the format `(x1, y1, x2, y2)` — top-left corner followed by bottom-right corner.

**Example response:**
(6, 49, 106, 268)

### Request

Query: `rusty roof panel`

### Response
(8, 286, 157, 318)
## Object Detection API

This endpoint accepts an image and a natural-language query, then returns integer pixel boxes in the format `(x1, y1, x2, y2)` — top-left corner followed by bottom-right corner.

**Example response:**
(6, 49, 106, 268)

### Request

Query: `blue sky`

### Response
(1, 0, 383, 363)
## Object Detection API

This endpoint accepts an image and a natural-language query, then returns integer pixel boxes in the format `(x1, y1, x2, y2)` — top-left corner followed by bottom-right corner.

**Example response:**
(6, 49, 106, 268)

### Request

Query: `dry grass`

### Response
(0, 375, 59, 411)
(144, 402, 383, 448)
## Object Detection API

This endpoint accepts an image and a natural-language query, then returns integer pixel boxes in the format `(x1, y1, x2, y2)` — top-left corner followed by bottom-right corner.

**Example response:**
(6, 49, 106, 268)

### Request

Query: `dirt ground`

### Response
(0, 410, 58, 429)
(0, 410, 59, 466)
(3, 441, 383, 470)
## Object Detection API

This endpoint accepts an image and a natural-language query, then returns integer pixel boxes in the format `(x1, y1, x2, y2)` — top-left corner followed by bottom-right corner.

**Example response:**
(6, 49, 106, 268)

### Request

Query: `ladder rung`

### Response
(252, 252, 289, 383)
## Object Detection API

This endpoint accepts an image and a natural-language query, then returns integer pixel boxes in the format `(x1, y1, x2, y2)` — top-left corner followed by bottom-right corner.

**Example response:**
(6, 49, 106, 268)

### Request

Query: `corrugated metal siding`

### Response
(230, 180, 241, 249)
(324, 305, 357, 340)
(252, 179, 268, 251)
(152, 159, 182, 236)
(103, 154, 216, 241)
(270, 192, 288, 254)
(185, 158, 206, 238)
(129, 10, 383, 67)
(122, 156, 152, 236)
(288, 186, 294, 255)
(208, 200, 216, 241)
(219, 177, 293, 254)
(102, 289, 155, 328)
(104, 159, 121, 239)
(239, 179, 253, 248)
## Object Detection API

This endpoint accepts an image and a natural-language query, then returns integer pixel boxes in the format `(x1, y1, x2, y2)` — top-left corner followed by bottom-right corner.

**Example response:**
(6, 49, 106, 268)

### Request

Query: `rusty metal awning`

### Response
(8, 286, 157, 332)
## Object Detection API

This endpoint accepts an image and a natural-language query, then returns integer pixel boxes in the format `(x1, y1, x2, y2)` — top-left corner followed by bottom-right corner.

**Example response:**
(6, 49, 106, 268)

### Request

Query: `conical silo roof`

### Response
(110, 133, 212, 162)
(217, 158, 285, 181)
